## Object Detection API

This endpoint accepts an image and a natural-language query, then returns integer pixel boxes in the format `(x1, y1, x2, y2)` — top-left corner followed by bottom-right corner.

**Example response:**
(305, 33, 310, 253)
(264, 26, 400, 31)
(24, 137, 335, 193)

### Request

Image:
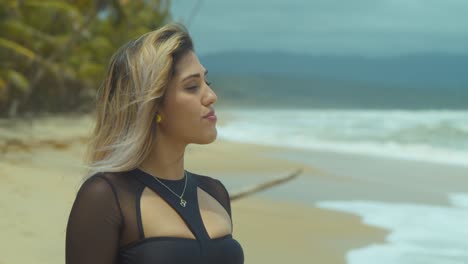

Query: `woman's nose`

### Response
(204, 86, 217, 106)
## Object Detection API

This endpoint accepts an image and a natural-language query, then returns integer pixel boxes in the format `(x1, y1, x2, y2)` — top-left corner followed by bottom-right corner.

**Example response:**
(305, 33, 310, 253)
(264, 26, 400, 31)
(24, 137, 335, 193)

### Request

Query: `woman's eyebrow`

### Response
(181, 69, 208, 82)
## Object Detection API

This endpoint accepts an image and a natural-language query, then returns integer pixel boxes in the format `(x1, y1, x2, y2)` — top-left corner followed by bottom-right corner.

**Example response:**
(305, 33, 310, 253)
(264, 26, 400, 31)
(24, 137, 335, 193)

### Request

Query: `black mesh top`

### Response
(65, 168, 244, 264)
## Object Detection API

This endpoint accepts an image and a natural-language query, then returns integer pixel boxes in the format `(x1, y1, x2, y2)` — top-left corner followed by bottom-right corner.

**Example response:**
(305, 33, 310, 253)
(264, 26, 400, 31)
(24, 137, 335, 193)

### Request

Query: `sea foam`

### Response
(316, 193, 468, 264)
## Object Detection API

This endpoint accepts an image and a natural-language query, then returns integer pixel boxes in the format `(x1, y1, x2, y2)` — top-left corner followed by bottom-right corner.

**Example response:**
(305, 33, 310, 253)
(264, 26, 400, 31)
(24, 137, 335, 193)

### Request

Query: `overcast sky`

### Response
(170, 0, 468, 57)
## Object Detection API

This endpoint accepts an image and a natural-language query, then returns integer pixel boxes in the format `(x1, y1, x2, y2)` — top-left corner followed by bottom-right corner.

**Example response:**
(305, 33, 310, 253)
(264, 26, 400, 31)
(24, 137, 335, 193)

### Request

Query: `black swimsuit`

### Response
(65, 169, 244, 264)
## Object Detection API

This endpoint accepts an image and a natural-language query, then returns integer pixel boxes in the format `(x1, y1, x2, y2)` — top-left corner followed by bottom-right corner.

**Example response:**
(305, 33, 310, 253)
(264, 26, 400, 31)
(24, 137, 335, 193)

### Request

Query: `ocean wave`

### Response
(218, 109, 468, 167)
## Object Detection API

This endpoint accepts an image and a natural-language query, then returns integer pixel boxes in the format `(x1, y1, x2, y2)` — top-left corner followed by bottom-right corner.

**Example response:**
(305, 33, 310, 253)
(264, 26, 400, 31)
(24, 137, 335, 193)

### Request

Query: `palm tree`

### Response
(0, 0, 171, 117)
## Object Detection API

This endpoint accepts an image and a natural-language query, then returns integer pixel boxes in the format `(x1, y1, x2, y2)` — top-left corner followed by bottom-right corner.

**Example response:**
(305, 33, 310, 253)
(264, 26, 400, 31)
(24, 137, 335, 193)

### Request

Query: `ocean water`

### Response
(317, 193, 468, 264)
(218, 108, 468, 263)
(217, 108, 468, 167)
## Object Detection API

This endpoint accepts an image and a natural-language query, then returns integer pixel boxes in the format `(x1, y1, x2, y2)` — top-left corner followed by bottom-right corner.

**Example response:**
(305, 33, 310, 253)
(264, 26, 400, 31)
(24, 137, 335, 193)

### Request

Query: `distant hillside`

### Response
(200, 51, 468, 109)
(201, 51, 468, 89)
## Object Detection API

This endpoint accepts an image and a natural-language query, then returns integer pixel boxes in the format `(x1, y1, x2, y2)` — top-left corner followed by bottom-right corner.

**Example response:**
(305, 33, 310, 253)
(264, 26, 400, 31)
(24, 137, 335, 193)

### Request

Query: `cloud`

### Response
(171, 0, 468, 56)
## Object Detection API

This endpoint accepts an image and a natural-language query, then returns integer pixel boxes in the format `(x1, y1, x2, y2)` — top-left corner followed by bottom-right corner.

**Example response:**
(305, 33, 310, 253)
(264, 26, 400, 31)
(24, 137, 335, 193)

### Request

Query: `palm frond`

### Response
(23, 0, 81, 18)
(6, 70, 30, 93)
(1, 20, 58, 44)
(0, 38, 36, 60)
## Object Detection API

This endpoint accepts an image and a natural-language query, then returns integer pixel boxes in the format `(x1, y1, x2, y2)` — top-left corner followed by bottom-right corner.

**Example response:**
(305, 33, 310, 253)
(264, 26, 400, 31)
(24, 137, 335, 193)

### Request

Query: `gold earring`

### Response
(156, 114, 162, 123)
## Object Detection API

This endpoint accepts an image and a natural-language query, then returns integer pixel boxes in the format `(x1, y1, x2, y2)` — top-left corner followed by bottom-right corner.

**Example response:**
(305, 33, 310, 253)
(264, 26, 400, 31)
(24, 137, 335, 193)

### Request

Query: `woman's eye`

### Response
(186, 80, 211, 91)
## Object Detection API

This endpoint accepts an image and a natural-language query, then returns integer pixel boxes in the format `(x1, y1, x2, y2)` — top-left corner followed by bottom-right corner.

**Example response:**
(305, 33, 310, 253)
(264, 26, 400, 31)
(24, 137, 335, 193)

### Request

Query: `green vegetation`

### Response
(0, 0, 171, 117)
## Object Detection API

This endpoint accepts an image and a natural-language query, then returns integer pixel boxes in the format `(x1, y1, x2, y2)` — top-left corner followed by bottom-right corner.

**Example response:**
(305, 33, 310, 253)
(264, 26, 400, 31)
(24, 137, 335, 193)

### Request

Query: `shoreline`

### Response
(232, 196, 388, 264)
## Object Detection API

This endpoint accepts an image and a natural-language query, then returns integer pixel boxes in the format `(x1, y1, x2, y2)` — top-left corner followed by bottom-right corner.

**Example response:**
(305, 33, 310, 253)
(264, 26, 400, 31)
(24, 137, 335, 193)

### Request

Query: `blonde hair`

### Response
(84, 23, 193, 176)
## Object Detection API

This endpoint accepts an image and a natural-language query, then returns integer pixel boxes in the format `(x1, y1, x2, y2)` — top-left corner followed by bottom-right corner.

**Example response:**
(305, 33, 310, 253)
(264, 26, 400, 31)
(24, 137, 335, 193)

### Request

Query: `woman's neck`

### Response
(139, 134, 186, 180)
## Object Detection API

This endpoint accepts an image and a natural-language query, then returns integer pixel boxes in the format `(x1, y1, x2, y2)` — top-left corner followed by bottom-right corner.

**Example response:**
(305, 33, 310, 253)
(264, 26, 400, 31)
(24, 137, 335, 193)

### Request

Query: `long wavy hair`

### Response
(84, 23, 193, 177)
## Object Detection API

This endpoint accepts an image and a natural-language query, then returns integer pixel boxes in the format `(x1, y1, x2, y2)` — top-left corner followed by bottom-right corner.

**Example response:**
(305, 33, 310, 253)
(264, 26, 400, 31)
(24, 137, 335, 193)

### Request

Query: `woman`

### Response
(65, 23, 244, 264)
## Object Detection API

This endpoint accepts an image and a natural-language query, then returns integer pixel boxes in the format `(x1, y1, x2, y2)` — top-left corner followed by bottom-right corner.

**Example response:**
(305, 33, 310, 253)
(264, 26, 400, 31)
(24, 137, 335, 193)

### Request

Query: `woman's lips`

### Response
(203, 110, 215, 117)
(203, 110, 216, 120)
(203, 111, 217, 121)
(204, 114, 217, 121)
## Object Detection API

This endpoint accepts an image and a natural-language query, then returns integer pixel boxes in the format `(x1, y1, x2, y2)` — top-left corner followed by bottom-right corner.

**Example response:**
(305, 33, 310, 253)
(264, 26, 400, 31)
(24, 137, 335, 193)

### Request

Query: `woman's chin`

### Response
(195, 131, 217, 145)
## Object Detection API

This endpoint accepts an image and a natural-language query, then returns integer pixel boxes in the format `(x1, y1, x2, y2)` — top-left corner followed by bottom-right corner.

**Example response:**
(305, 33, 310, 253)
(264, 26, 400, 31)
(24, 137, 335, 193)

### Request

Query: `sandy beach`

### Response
(6, 112, 468, 264)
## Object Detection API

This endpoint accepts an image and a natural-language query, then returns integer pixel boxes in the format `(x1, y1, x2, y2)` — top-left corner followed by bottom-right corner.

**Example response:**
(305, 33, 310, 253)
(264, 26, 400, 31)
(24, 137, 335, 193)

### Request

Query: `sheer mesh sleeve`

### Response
(66, 175, 124, 264)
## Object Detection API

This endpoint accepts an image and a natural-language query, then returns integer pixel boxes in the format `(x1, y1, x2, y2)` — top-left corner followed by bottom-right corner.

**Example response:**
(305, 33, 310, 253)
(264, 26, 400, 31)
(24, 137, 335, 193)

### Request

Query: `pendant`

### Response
(180, 198, 187, 207)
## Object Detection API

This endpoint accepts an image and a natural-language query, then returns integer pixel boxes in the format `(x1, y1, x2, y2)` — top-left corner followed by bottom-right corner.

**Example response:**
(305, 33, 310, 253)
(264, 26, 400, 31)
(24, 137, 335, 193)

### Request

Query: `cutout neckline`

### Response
(133, 169, 232, 245)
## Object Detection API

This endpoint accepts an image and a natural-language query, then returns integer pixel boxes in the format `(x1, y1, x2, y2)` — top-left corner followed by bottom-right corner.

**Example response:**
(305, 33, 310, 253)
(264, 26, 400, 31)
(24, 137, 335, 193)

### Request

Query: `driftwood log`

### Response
(230, 168, 303, 201)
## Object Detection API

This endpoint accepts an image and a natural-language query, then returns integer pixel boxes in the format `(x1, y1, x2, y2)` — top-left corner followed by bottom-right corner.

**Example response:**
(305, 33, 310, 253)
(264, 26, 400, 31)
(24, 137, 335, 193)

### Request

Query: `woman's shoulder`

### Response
(83, 170, 140, 187)
(72, 171, 134, 218)
(79, 171, 121, 191)
(75, 171, 138, 204)
(75, 172, 121, 200)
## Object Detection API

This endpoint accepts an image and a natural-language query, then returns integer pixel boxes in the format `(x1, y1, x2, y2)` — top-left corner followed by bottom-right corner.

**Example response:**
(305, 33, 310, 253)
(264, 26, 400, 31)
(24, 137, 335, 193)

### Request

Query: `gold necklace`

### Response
(151, 170, 188, 207)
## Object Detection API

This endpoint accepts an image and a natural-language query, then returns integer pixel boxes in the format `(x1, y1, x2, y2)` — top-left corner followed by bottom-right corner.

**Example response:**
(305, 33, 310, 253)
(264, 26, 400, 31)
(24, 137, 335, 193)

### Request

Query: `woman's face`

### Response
(158, 51, 218, 145)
